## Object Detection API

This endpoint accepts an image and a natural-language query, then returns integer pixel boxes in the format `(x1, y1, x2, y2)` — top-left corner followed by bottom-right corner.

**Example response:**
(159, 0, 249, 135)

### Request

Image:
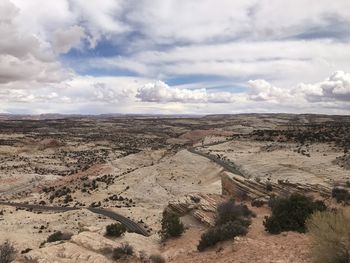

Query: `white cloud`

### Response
(1, 0, 350, 114)
(247, 79, 290, 102)
(125, 0, 254, 43)
(53, 25, 85, 53)
(136, 81, 237, 103)
(69, 0, 129, 48)
(246, 71, 350, 107)
(296, 71, 350, 102)
(90, 40, 350, 88)
(0, 0, 70, 84)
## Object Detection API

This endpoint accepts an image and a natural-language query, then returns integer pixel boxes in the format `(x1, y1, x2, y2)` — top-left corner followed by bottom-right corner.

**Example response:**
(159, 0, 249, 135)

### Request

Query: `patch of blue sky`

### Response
(165, 74, 230, 86)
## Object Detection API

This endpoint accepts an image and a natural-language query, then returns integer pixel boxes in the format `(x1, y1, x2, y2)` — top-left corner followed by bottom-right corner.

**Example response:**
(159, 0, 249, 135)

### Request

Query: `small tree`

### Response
(105, 223, 126, 237)
(197, 199, 254, 251)
(160, 210, 184, 240)
(216, 198, 254, 226)
(332, 187, 350, 203)
(197, 220, 248, 251)
(264, 194, 326, 234)
(0, 240, 16, 263)
(307, 210, 350, 263)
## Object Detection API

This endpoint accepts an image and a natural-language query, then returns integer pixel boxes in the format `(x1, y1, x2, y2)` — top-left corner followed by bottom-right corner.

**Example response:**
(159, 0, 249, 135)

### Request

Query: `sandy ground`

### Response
(0, 114, 348, 262)
(163, 205, 312, 263)
(0, 206, 118, 250)
(201, 140, 348, 185)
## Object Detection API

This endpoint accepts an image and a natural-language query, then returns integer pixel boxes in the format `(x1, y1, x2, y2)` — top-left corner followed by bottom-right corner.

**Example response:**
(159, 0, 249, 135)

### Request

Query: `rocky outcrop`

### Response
(221, 172, 332, 200)
(168, 194, 221, 226)
(19, 231, 159, 263)
(22, 242, 112, 263)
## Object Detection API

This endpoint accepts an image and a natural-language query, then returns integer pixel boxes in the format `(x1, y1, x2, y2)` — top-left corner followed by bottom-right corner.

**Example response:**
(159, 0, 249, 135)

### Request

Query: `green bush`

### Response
(332, 187, 350, 203)
(112, 243, 133, 260)
(160, 210, 184, 240)
(216, 198, 254, 226)
(251, 198, 266, 207)
(47, 231, 72, 243)
(105, 223, 126, 237)
(307, 210, 350, 263)
(198, 199, 253, 251)
(263, 194, 326, 234)
(197, 220, 248, 251)
(266, 182, 273, 191)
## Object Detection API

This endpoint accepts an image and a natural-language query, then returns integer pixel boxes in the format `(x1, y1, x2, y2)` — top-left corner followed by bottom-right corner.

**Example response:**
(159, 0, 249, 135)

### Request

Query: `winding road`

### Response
(0, 146, 240, 238)
(0, 202, 149, 236)
(188, 147, 244, 176)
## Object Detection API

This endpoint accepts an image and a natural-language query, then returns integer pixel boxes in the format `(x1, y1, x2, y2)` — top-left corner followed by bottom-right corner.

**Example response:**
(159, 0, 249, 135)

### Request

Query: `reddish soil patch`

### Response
(163, 206, 312, 263)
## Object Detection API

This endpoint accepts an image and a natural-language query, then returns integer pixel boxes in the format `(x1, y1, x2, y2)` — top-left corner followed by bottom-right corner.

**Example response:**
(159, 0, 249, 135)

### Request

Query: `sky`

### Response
(1, 0, 350, 115)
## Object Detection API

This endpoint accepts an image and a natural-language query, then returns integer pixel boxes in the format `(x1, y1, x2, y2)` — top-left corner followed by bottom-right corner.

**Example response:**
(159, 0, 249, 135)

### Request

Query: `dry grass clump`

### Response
(306, 210, 350, 263)
(0, 240, 16, 263)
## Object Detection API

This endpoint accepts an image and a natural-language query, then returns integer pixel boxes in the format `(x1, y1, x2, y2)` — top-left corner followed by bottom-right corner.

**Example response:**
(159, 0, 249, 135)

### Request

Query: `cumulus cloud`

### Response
(296, 71, 350, 102)
(247, 79, 290, 102)
(1, 0, 350, 114)
(68, 0, 129, 48)
(136, 81, 236, 103)
(53, 25, 85, 53)
(247, 71, 350, 106)
(0, 0, 69, 84)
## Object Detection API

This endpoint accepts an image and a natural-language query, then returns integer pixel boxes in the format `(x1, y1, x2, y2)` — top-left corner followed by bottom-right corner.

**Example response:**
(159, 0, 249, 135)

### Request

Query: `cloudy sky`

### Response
(1, 0, 350, 114)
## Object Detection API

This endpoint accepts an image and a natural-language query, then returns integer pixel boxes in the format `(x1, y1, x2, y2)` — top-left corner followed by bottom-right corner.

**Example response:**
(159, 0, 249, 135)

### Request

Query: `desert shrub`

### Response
(149, 254, 166, 263)
(198, 199, 253, 251)
(46, 231, 72, 243)
(332, 187, 350, 203)
(112, 243, 133, 260)
(307, 210, 350, 263)
(63, 194, 73, 203)
(263, 194, 326, 234)
(0, 240, 16, 263)
(236, 188, 249, 201)
(160, 210, 184, 240)
(216, 198, 254, 226)
(105, 223, 126, 237)
(251, 198, 266, 207)
(197, 220, 248, 251)
(266, 182, 273, 191)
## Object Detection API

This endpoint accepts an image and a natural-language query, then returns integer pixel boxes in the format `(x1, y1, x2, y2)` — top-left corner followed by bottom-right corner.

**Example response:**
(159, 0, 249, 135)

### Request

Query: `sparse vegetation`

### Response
(307, 210, 350, 263)
(216, 198, 254, 226)
(0, 240, 16, 263)
(264, 194, 326, 234)
(160, 210, 184, 240)
(112, 243, 134, 260)
(266, 182, 273, 191)
(198, 199, 253, 251)
(251, 198, 266, 207)
(332, 187, 350, 203)
(198, 220, 248, 251)
(105, 223, 127, 237)
(46, 231, 72, 243)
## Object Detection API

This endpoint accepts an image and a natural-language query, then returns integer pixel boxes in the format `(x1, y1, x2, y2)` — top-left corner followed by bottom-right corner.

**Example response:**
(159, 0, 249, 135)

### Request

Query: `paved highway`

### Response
(0, 202, 149, 236)
(188, 147, 244, 176)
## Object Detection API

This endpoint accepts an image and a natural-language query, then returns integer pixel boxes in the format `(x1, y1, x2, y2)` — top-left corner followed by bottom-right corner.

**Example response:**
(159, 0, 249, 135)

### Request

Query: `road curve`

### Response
(0, 202, 149, 236)
(187, 147, 244, 176)
(88, 207, 149, 236)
